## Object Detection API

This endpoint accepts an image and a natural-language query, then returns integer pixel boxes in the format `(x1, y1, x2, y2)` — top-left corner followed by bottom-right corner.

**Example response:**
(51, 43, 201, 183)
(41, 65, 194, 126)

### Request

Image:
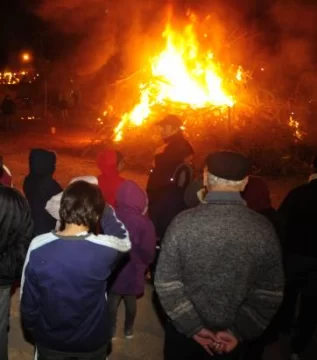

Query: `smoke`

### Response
(271, 1, 317, 72)
(37, 0, 166, 76)
(35, 0, 317, 112)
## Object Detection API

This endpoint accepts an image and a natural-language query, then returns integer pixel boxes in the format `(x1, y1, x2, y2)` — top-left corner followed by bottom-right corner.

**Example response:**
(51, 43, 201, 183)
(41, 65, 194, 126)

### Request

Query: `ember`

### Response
(289, 112, 303, 142)
(113, 12, 242, 142)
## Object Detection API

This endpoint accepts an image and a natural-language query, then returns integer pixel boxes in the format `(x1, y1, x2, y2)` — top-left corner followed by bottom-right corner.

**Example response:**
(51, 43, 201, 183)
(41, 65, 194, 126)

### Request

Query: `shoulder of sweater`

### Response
(86, 234, 131, 253)
(175, 204, 276, 233)
(28, 232, 131, 254)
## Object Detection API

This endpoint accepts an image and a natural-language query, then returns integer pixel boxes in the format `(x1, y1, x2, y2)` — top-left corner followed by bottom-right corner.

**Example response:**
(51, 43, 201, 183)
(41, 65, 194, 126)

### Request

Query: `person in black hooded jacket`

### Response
(147, 115, 194, 239)
(0, 186, 33, 360)
(23, 149, 63, 236)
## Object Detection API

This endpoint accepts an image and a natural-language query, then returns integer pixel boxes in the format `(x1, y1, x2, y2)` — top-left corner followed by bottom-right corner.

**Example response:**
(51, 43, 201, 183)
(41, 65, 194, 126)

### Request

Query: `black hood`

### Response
(29, 149, 56, 176)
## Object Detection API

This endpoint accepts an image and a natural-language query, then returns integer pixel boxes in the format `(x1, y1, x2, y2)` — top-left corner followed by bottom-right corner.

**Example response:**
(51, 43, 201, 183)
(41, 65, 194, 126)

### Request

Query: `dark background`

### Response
(0, 0, 77, 66)
(0, 0, 277, 67)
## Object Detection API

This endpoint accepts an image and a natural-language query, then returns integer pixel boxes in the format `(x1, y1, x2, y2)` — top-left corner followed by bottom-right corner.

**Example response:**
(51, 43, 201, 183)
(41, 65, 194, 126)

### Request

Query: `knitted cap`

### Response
(205, 151, 250, 181)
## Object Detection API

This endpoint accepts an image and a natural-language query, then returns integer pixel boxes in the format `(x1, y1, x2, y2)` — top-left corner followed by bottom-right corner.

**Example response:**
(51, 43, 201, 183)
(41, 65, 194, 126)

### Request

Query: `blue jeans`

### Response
(0, 286, 11, 360)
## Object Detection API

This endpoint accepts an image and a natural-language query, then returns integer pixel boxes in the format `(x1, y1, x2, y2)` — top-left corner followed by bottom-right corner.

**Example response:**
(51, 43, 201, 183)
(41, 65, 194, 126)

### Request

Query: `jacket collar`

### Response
(204, 191, 246, 205)
(163, 131, 184, 144)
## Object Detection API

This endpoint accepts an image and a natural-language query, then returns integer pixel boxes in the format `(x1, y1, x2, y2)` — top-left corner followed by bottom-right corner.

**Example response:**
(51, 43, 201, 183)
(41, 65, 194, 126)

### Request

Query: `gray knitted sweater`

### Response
(155, 192, 284, 340)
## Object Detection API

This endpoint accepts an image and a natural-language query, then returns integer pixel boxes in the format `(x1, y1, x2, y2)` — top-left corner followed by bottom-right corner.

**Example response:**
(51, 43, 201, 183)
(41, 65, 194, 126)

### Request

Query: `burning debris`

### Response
(112, 10, 243, 142)
(289, 112, 304, 142)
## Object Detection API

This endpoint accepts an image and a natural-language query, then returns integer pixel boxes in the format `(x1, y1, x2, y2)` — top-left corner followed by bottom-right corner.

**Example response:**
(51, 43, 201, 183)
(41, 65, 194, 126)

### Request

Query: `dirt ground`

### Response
(0, 125, 307, 207)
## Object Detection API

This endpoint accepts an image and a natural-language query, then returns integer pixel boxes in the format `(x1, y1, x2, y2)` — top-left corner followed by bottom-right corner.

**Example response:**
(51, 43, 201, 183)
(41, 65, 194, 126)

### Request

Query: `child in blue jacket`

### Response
(21, 181, 130, 360)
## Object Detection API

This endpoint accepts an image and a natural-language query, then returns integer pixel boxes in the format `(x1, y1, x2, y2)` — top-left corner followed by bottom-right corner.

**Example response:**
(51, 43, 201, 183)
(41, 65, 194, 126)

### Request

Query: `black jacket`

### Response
(23, 149, 63, 236)
(1, 97, 15, 115)
(147, 131, 194, 201)
(146, 132, 194, 238)
(0, 187, 33, 286)
(149, 163, 193, 239)
(279, 179, 317, 258)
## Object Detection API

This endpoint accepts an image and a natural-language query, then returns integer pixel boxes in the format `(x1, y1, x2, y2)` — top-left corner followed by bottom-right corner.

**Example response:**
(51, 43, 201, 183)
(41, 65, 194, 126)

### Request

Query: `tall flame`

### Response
(114, 16, 238, 142)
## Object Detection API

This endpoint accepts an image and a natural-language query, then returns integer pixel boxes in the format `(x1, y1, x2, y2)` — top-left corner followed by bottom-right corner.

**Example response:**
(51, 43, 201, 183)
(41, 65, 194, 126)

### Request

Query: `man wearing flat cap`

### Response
(146, 114, 194, 239)
(155, 151, 284, 359)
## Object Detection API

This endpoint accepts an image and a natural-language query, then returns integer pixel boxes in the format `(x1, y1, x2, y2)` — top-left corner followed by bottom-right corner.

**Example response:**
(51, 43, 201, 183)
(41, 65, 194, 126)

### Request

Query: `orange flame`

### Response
(114, 15, 240, 142)
(289, 113, 303, 141)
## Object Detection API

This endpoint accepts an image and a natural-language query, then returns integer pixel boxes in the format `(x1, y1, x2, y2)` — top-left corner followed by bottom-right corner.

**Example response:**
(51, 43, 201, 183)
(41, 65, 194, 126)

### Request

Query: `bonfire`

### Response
(95, 10, 303, 145)
(112, 11, 243, 142)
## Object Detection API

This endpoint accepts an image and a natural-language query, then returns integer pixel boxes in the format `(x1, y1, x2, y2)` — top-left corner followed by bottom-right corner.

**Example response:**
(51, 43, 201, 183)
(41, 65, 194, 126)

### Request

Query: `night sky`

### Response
(0, 0, 39, 65)
(0, 0, 270, 66)
(0, 0, 316, 69)
(0, 0, 75, 67)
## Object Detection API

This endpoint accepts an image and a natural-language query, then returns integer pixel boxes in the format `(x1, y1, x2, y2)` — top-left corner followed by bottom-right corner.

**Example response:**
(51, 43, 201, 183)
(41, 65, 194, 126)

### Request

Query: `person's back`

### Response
(279, 179, 317, 257)
(23, 148, 62, 236)
(21, 181, 131, 358)
(108, 180, 156, 339)
(22, 232, 128, 352)
(155, 151, 284, 360)
(162, 200, 281, 338)
(112, 180, 156, 295)
(277, 165, 317, 358)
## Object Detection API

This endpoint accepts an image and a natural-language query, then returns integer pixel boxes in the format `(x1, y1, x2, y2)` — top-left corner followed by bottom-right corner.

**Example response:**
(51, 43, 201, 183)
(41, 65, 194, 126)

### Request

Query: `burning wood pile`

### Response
(108, 10, 244, 142)
(94, 9, 304, 147)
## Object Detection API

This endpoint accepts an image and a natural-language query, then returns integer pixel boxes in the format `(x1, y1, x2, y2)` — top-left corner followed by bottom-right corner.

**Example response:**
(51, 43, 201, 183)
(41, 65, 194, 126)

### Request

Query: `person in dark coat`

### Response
(23, 149, 62, 236)
(146, 115, 194, 287)
(147, 114, 194, 239)
(242, 175, 285, 242)
(277, 156, 317, 360)
(241, 176, 285, 360)
(1, 95, 15, 131)
(0, 186, 33, 360)
(108, 180, 156, 339)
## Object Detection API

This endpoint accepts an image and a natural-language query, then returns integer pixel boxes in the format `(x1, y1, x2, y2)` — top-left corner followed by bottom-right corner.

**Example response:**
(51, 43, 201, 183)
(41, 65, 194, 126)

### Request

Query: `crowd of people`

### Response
(0, 114, 316, 360)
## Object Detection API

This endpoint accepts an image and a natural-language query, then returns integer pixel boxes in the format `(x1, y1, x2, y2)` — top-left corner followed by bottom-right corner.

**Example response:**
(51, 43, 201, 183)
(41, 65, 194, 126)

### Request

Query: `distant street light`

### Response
(22, 52, 31, 62)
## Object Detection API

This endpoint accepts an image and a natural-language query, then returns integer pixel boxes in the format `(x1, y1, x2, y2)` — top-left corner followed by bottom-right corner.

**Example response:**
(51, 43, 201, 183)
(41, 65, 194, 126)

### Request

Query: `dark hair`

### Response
(0, 186, 33, 279)
(116, 151, 124, 166)
(59, 181, 106, 232)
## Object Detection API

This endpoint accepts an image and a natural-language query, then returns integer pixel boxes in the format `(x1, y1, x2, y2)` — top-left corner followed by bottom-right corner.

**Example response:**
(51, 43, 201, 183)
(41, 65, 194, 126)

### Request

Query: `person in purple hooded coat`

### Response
(108, 180, 156, 340)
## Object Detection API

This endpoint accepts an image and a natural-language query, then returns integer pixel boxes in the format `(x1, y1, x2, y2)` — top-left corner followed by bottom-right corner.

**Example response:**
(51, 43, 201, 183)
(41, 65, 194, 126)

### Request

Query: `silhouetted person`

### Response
(1, 95, 15, 131)
(278, 155, 317, 360)
(147, 114, 194, 239)
(0, 187, 33, 360)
